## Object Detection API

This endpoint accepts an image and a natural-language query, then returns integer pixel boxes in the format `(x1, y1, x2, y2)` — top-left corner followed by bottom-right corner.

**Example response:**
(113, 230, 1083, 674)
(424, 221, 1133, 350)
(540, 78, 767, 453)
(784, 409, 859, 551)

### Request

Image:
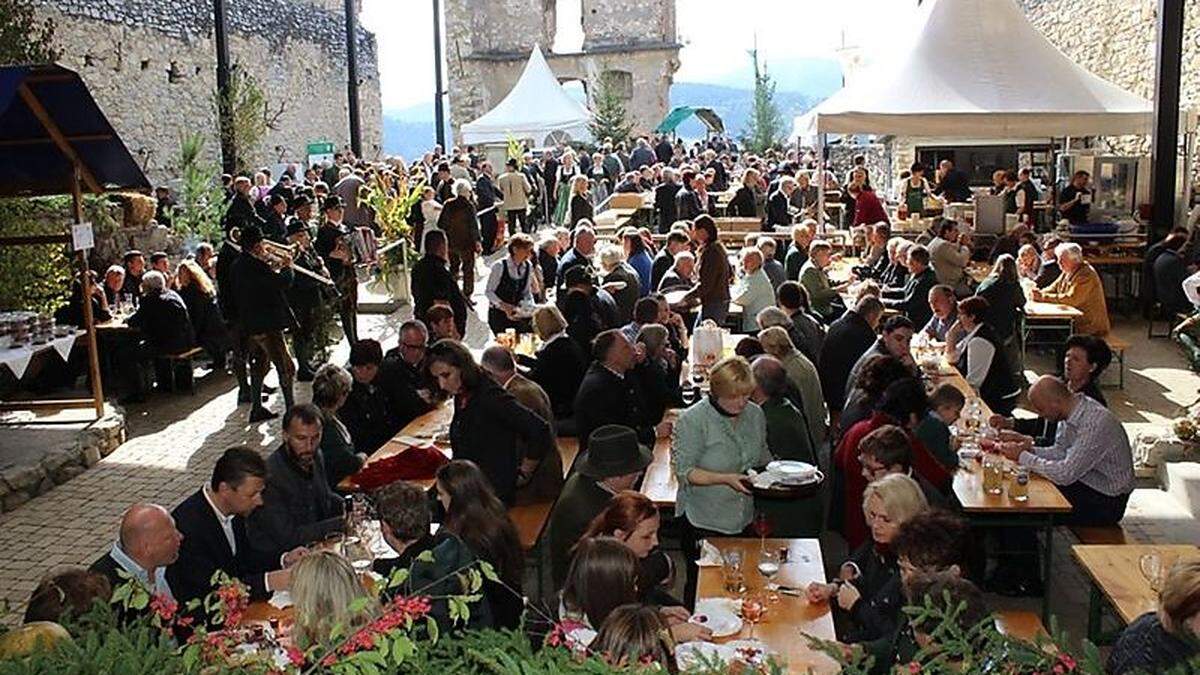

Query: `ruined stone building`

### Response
(29, 0, 382, 183)
(444, 0, 681, 144)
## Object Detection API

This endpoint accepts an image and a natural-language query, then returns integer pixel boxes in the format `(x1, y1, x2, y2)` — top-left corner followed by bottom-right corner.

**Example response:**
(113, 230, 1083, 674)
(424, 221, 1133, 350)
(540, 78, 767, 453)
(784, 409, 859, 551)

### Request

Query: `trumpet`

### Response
(225, 228, 336, 286)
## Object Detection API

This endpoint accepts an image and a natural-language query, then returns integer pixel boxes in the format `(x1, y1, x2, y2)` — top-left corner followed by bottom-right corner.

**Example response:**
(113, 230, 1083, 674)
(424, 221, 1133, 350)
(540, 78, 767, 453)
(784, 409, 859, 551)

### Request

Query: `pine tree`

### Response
(741, 46, 784, 154)
(0, 0, 59, 65)
(588, 71, 633, 146)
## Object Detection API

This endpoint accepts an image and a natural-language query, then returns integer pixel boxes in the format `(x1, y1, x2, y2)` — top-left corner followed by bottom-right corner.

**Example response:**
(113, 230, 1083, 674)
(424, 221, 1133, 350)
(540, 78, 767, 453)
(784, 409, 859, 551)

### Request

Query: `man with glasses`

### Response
(381, 320, 438, 407)
(857, 424, 946, 507)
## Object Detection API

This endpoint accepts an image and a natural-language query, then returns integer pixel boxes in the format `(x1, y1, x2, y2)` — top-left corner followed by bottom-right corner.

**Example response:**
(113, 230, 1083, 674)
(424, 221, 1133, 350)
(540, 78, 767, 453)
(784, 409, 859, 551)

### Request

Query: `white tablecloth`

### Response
(0, 332, 80, 379)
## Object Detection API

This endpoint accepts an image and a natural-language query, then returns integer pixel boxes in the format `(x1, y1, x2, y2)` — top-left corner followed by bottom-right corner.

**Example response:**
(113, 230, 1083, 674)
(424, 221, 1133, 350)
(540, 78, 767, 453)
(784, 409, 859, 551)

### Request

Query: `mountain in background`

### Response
(381, 57, 842, 156)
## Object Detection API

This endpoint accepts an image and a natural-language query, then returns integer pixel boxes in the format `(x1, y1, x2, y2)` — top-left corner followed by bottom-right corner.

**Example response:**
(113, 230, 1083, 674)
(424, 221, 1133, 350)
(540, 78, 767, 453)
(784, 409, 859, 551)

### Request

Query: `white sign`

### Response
(71, 222, 94, 251)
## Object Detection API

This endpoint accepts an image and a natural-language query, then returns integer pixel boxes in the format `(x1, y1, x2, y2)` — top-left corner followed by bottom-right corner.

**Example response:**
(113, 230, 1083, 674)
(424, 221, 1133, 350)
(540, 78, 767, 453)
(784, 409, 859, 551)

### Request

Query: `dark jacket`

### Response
(819, 310, 877, 413)
(286, 246, 329, 309)
(166, 489, 278, 604)
(128, 290, 195, 355)
(728, 186, 758, 218)
(569, 194, 594, 228)
(956, 323, 1017, 413)
(548, 473, 613, 587)
(1106, 611, 1200, 674)
(654, 183, 679, 232)
(56, 281, 110, 328)
(882, 267, 937, 329)
(449, 378, 556, 505)
(683, 241, 731, 309)
(975, 275, 1026, 342)
(1035, 259, 1061, 288)
(440, 196, 480, 252)
(675, 187, 704, 222)
(523, 335, 589, 421)
(573, 363, 655, 453)
(788, 309, 826, 365)
(375, 532, 497, 630)
(1153, 249, 1190, 313)
(221, 194, 264, 233)
(246, 445, 344, 558)
(340, 379, 407, 454)
(784, 243, 808, 281)
(231, 254, 294, 334)
(836, 543, 903, 646)
(411, 253, 468, 336)
(650, 248, 675, 292)
(215, 242, 240, 323)
(556, 247, 591, 292)
(538, 248, 559, 292)
(604, 263, 641, 325)
(766, 190, 792, 230)
(320, 411, 363, 489)
(178, 285, 230, 354)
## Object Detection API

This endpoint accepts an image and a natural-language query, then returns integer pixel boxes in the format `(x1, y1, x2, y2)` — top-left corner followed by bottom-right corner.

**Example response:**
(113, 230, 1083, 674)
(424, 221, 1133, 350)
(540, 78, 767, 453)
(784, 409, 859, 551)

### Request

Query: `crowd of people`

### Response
(23, 138, 1198, 674)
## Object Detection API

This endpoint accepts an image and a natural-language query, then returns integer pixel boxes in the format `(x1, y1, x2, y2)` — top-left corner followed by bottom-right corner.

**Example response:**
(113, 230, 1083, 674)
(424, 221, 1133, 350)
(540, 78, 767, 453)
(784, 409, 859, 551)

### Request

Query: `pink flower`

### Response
(286, 646, 306, 667)
(908, 662, 922, 673)
(1057, 654, 1077, 671)
(150, 594, 178, 621)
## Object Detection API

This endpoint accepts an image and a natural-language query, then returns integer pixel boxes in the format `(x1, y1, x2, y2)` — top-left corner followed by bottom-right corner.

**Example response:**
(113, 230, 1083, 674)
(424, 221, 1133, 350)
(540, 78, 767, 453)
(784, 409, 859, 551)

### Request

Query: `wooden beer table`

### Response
(697, 538, 838, 674)
(1072, 544, 1200, 644)
(930, 361, 1073, 624)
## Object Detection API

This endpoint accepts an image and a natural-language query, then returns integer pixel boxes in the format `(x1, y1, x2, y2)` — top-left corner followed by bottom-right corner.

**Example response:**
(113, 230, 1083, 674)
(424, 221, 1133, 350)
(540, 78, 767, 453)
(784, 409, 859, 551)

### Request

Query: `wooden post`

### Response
(71, 168, 105, 417)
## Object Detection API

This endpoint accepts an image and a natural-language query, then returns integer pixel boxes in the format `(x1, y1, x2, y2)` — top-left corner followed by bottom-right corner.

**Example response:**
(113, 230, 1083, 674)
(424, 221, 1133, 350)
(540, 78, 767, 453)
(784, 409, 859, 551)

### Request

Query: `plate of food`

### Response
(765, 460, 817, 482)
(674, 641, 735, 670)
(726, 639, 775, 667)
(692, 598, 743, 637)
(748, 469, 824, 500)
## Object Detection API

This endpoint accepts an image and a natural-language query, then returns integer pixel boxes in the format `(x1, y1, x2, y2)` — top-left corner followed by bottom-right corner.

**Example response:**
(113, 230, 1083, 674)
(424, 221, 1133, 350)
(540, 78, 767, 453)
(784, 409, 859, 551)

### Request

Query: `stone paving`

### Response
(0, 268, 1197, 654)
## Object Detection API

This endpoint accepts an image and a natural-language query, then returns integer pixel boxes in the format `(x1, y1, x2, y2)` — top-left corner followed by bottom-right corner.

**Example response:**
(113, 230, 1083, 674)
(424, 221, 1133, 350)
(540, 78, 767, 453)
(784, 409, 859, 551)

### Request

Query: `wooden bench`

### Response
(508, 500, 554, 598)
(994, 609, 1049, 643)
(157, 346, 204, 394)
(1102, 334, 1129, 389)
(1070, 524, 1128, 545)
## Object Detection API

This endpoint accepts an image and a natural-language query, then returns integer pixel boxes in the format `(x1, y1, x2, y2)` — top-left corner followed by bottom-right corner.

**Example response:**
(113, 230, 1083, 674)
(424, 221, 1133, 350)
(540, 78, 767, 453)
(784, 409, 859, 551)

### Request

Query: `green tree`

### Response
(0, 0, 58, 66)
(213, 66, 284, 174)
(173, 133, 226, 243)
(588, 72, 633, 146)
(741, 46, 785, 154)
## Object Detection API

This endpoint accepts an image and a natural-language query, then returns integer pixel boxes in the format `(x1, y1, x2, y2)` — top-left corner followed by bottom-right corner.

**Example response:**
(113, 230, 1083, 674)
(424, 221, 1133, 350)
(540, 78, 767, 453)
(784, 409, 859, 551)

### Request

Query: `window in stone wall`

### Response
(600, 70, 633, 100)
(552, 0, 584, 53)
(167, 61, 183, 83)
(140, 59, 151, 71)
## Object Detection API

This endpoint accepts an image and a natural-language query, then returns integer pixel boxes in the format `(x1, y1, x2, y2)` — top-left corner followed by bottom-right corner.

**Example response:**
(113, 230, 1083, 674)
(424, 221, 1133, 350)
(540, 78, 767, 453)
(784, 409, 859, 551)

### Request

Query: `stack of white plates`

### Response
(763, 460, 820, 486)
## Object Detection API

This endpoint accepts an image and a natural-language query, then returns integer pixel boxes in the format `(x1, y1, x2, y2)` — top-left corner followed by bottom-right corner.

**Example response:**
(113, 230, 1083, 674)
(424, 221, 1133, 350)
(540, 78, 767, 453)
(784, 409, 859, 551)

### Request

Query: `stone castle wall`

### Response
(1018, 0, 1200, 179)
(444, 0, 680, 145)
(32, 0, 382, 184)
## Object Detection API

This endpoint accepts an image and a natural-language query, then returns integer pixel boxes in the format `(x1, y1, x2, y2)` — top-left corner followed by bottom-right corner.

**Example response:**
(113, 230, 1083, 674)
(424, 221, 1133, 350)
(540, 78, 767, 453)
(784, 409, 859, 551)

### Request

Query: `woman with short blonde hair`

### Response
(672, 355, 771, 603)
(862, 472, 928, 526)
(531, 305, 568, 340)
(291, 551, 380, 649)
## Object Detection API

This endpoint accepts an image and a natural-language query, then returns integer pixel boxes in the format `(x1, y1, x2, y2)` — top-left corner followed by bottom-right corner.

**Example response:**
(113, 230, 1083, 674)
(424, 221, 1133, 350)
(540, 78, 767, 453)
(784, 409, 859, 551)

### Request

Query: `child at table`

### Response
(915, 383, 965, 470)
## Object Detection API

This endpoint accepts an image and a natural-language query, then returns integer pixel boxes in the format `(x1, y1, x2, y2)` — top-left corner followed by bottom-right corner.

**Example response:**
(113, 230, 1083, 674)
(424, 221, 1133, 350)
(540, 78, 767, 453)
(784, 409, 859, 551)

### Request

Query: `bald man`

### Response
(90, 503, 183, 600)
(995, 375, 1133, 525)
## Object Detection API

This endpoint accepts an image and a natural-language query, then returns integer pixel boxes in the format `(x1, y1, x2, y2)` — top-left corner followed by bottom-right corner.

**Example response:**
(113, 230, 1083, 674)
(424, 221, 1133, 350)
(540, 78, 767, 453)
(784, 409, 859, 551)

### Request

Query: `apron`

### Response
(487, 259, 532, 335)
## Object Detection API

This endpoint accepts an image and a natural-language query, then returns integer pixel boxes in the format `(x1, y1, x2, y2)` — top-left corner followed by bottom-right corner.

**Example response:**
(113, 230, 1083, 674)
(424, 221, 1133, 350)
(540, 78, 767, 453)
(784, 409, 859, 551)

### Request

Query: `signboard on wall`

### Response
(307, 141, 335, 168)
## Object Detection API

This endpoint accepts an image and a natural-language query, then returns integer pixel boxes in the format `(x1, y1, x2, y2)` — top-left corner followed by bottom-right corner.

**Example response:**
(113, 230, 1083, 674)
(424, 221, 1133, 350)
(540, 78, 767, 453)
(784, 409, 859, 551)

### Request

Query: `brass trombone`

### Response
(225, 227, 336, 286)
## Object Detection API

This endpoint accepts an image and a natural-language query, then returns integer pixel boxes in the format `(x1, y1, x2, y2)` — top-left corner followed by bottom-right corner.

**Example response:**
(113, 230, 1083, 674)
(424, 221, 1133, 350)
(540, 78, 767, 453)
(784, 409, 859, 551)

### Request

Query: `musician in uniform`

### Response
(315, 196, 359, 345)
(232, 225, 297, 423)
(286, 217, 331, 383)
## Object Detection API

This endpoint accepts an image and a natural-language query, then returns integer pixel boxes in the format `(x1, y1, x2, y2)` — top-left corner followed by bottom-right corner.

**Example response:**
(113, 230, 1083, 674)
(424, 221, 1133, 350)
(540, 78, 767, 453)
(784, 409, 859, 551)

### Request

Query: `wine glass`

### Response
(742, 593, 767, 639)
(1139, 552, 1164, 593)
(753, 512, 772, 552)
(757, 548, 781, 603)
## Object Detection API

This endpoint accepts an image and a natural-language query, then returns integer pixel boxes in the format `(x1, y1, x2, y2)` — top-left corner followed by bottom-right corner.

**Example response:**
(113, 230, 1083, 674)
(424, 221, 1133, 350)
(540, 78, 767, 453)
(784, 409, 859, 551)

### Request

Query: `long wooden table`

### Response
(1073, 544, 1200, 643)
(697, 538, 838, 674)
(930, 362, 1071, 623)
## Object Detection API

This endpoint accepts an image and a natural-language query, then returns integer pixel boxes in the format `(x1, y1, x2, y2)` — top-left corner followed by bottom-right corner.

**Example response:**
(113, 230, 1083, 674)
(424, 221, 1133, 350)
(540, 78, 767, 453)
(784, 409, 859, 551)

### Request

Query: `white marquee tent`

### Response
(461, 45, 592, 147)
(791, 0, 1154, 140)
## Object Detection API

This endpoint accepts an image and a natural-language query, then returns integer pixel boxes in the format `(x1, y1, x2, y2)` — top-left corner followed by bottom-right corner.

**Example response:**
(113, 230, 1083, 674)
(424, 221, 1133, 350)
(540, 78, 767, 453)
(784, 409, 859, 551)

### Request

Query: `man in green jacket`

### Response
(799, 240, 851, 322)
(750, 356, 821, 537)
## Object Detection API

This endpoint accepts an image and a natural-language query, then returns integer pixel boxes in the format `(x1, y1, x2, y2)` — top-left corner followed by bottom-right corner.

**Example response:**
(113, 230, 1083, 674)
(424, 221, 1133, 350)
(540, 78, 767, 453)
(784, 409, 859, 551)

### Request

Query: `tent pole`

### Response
(817, 132, 827, 235)
(71, 168, 105, 418)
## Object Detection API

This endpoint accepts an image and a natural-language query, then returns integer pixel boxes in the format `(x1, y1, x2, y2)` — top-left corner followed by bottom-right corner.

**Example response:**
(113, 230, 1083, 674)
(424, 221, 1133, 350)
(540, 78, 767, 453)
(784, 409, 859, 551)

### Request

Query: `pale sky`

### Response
(360, 0, 918, 112)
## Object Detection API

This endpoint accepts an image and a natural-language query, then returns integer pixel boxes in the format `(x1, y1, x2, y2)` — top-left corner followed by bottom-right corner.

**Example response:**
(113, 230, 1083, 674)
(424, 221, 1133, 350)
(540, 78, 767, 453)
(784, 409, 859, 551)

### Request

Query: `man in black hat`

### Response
(285, 216, 330, 382)
(547, 425, 652, 587)
(315, 196, 358, 344)
(232, 224, 297, 422)
(262, 194, 288, 242)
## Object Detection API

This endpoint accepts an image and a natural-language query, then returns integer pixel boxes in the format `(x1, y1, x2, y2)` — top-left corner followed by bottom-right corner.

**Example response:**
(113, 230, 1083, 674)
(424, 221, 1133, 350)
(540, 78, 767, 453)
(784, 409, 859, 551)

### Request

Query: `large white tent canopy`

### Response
(461, 45, 592, 147)
(793, 0, 1154, 140)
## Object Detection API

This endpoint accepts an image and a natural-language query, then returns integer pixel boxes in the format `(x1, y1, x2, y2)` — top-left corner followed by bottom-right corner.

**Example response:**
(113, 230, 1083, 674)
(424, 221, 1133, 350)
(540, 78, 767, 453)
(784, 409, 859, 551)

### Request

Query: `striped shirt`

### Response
(1018, 394, 1134, 497)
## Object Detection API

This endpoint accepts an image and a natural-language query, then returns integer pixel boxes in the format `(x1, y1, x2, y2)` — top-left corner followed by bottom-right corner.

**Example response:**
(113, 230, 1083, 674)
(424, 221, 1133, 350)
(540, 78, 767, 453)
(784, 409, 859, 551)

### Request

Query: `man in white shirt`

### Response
(167, 447, 306, 605)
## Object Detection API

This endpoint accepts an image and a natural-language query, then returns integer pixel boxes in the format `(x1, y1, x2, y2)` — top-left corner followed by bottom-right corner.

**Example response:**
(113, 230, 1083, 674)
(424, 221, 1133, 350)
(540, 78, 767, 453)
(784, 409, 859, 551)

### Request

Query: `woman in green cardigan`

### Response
(672, 356, 772, 604)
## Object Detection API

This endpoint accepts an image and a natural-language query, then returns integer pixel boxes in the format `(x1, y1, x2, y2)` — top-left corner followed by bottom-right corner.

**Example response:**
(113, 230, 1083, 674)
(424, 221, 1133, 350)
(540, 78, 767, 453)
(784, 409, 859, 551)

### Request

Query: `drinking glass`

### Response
(757, 548, 781, 603)
(1139, 552, 1164, 593)
(721, 550, 745, 595)
(753, 512, 772, 551)
(741, 594, 766, 639)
